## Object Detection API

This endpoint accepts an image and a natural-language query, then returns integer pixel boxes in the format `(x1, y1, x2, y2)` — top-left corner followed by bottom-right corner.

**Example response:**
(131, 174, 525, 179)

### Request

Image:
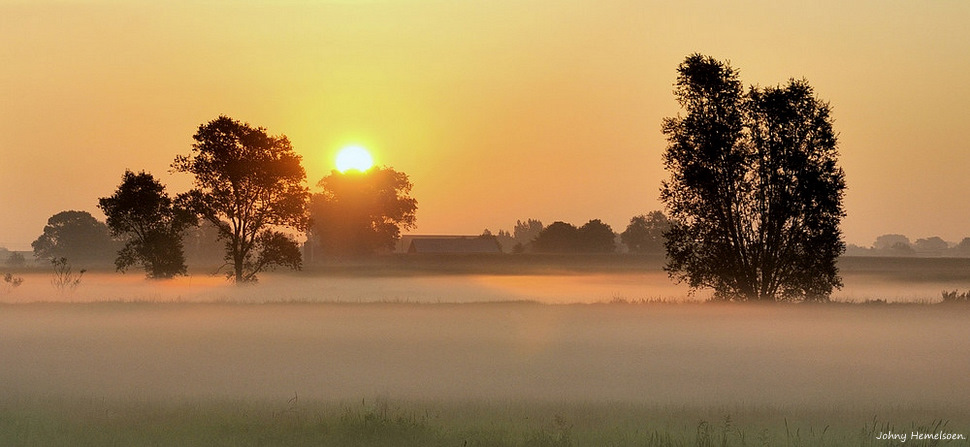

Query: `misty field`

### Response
(2, 257, 970, 445)
(2, 302, 970, 445)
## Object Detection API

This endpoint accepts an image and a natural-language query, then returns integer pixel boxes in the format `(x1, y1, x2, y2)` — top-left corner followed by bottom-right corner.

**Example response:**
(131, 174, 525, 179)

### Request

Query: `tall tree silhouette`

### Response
(99, 170, 195, 278)
(661, 54, 845, 301)
(173, 116, 310, 283)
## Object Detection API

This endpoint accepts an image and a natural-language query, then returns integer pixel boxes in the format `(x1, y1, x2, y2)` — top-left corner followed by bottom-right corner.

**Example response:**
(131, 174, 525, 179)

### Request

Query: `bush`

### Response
(941, 290, 970, 303)
(1, 272, 23, 295)
(50, 257, 85, 294)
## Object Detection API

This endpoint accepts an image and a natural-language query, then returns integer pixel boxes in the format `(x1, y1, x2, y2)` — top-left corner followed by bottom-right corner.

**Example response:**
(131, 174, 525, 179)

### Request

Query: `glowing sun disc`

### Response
(335, 145, 374, 172)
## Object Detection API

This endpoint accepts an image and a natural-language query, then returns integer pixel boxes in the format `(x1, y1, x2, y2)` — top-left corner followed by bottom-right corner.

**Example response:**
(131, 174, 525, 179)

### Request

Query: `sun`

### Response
(335, 145, 374, 173)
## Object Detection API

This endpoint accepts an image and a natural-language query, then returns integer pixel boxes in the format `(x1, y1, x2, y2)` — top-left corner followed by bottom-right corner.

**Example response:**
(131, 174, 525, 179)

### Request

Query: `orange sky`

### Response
(2, 1, 969, 250)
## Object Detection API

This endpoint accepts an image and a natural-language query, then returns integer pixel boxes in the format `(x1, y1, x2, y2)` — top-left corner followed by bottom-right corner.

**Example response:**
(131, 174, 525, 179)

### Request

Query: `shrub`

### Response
(51, 257, 85, 294)
(941, 290, 970, 303)
(1, 272, 23, 295)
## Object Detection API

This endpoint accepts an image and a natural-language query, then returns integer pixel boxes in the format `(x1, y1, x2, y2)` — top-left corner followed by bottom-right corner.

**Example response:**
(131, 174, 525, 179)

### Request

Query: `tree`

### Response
(621, 211, 670, 254)
(31, 210, 117, 264)
(532, 220, 615, 253)
(310, 167, 417, 257)
(873, 234, 910, 251)
(513, 219, 543, 244)
(954, 237, 970, 256)
(660, 54, 846, 301)
(887, 241, 915, 256)
(578, 219, 616, 253)
(914, 236, 948, 254)
(494, 229, 514, 253)
(512, 219, 543, 253)
(532, 221, 579, 253)
(172, 116, 310, 283)
(98, 170, 195, 279)
(6, 252, 26, 268)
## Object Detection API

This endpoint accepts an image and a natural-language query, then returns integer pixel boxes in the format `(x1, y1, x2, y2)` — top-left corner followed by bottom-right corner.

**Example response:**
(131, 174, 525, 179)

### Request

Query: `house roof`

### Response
(407, 237, 501, 254)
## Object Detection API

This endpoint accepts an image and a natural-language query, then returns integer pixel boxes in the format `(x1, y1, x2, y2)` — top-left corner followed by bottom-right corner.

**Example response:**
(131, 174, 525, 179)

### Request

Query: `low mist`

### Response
(3, 257, 966, 304)
(3, 260, 968, 412)
(1, 271, 697, 304)
(2, 302, 968, 409)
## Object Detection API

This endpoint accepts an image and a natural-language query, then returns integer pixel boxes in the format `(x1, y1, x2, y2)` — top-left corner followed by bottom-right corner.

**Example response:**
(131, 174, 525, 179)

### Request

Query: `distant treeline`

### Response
(7, 216, 970, 271)
(2, 211, 672, 270)
(846, 234, 970, 257)
(1, 211, 225, 269)
(480, 211, 670, 255)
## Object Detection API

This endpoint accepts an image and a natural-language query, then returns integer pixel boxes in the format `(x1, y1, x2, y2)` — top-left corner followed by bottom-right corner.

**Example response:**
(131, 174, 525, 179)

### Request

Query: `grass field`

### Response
(3, 396, 967, 446)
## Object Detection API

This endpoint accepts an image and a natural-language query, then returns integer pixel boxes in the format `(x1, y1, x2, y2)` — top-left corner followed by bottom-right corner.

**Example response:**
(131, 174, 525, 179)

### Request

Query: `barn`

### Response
(405, 236, 502, 254)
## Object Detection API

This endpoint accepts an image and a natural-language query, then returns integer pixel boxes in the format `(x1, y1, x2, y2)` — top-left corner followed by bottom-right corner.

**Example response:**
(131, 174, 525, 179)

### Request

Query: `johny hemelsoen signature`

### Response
(876, 431, 966, 442)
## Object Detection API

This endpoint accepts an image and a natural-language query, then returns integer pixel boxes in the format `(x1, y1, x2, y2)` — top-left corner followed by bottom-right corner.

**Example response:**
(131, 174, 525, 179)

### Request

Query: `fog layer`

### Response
(2, 303, 967, 408)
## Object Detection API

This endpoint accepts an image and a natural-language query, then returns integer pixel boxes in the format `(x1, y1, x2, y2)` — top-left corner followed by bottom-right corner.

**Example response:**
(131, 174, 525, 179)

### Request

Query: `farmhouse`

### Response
(403, 236, 502, 254)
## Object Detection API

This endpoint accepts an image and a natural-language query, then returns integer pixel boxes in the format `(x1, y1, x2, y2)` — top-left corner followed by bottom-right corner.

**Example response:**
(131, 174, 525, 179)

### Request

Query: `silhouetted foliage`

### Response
(914, 236, 948, 254)
(843, 243, 872, 257)
(873, 234, 911, 251)
(173, 116, 310, 283)
(50, 257, 85, 294)
(621, 211, 670, 254)
(532, 220, 616, 253)
(480, 229, 515, 253)
(942, 290, 970, 303)
(1, 272, 23, 294)
(5, 252, 26, 267)
(513, 219, 544, 249)
(98, 170, 195, 279)
(954, 238, 970, 256)
(532, 221, 579, 253)
(660, 54, 845, 301)
(310, 167, 417, 257)
(494, 229, 514, 253)
(888, 241, 916, 256)
(478, 229, 509, 252)
(578, 219, 616, 253)
(857, 234, 970, 257)
(31, 211, 117, 264)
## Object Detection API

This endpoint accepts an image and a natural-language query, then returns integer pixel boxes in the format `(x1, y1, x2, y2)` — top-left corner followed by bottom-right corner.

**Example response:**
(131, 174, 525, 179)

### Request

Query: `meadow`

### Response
(1, 256, 969, 445)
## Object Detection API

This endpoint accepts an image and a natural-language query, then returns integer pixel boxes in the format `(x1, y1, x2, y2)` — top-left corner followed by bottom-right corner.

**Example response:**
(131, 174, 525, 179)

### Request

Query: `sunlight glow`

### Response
(335, 145, 374, 173)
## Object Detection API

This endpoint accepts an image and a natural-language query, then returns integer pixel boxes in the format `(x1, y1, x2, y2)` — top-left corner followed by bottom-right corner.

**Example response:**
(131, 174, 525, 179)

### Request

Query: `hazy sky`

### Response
(2, 1, 968, 250)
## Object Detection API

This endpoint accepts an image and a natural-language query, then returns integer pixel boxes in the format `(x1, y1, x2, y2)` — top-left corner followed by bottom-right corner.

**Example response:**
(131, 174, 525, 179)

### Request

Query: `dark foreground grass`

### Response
(2, 397, 968, 447)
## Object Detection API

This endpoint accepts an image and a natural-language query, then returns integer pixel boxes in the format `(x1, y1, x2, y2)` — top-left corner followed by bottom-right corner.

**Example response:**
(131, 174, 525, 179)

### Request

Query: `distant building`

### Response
(403, 236, 502, 254)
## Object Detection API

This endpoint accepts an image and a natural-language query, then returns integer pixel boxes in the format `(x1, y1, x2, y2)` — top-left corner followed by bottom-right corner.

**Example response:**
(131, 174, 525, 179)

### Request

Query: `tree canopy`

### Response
(310, 167, 417, 257)
(532, 221, 579, 253)
(98, 170, 195, 279)
(31, 210, 117, 264)
(512, 219, 543, 253)
(173, 116, 310, 283)
(621, 211, 670, 254)
(660, 54, 846, 301)
(532, 220, 616, 253)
